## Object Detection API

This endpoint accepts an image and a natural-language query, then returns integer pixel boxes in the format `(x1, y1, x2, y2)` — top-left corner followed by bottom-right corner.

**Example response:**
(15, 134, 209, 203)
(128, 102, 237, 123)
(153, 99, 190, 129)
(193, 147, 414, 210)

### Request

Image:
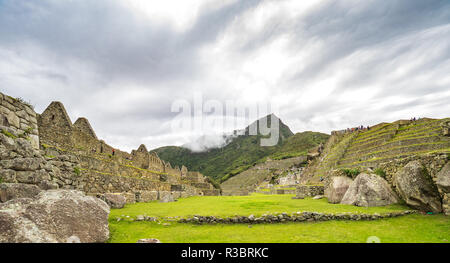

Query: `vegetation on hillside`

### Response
(152, 116, 329, 183)
(269, 131, 330, 160)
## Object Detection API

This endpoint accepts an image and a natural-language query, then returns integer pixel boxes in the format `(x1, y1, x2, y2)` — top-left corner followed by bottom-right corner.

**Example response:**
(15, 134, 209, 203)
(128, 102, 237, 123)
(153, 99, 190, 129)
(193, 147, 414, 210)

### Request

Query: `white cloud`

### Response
(0, 0, 449, 152)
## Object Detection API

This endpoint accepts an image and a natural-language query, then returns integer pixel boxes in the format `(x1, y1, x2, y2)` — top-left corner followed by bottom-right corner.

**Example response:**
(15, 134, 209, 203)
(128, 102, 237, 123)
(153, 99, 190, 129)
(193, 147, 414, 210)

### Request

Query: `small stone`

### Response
(137, 238, 161, 243)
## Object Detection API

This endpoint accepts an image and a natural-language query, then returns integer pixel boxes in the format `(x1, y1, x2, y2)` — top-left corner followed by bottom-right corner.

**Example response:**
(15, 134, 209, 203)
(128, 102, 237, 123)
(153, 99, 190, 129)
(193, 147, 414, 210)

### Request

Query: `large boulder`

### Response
(436, 162, 450, 215)
(325, 176, 353, 204)
(0, 190, 110, 243)
(341, 173, 399, 207)
(393, 160, 442, 213)
(0, 183, 42, 203)
(103, 193, 126, 209)
(436, 162, 450, 193)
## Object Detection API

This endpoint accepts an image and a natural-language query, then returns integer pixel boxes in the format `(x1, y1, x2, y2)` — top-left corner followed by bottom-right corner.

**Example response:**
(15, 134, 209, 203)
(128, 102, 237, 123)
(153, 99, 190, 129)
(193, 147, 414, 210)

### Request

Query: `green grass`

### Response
(108, 194, 448, 243)
(110, 194, 409, 219)
(108, 214, 449, 243)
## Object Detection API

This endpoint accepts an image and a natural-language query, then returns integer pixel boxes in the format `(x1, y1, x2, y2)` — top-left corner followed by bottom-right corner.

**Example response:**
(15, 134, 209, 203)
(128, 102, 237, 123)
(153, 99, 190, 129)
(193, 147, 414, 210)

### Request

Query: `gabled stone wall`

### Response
(36, 99, 219, 198)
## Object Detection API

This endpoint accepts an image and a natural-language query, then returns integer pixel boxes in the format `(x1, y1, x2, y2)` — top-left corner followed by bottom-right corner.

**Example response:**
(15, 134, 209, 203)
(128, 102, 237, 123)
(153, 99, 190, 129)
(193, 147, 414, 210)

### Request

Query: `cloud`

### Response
(0, 0, 449, 152)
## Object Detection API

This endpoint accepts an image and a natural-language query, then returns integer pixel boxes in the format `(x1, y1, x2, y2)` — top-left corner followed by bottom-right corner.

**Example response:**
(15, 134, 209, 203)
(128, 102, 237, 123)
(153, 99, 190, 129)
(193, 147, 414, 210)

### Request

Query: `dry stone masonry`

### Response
(175, 210, 416, 225)
(0, 93, 39, 149)
(295, 185, 324, 199)
(0, 91, 219, 207)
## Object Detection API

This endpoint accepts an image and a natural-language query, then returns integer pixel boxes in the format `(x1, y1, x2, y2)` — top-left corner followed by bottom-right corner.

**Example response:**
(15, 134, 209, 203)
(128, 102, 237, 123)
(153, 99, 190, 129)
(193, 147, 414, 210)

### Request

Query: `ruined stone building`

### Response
(0, 91, 219, 204)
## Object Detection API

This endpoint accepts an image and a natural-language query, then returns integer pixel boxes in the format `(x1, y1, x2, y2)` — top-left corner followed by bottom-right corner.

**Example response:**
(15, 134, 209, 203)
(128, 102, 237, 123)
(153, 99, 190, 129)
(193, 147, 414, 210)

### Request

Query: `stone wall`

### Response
(176, 210, 416, 225)
(376, 153, 448, 187)
(0, 92, 39, 149)
(295, 185, 324, 198)
(2, 91, 219, 208)
(0, 126, 58, 191)
(36, 99, 218, 199)
(38, 101, 73, 148)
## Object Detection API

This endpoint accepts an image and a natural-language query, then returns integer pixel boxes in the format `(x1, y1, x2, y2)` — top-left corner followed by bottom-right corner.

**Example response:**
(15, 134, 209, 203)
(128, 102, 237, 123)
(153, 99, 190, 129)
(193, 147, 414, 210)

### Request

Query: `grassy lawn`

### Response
(108, 214, 450, 243)
(106, 194, 449, 243)
(109, 194, 409, 219)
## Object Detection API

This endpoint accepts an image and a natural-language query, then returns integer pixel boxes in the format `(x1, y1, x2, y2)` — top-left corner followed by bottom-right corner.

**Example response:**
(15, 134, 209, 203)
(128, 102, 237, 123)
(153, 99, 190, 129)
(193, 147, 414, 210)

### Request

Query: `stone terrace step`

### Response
(343, 134, 446, 160)
(338, 141, 450, 166)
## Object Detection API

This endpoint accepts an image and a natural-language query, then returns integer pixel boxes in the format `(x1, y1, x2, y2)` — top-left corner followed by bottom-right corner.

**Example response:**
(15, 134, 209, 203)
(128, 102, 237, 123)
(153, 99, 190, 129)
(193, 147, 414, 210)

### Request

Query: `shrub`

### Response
(73, 167, 81, 176)
(341, 168, 360, 179)
(374, 168, 387, 178)
(205, 177, 221, 190)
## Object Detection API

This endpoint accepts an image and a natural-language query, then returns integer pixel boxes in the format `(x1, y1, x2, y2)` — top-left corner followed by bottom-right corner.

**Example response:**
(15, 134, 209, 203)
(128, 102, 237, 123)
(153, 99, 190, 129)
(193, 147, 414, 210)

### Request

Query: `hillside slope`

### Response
(152, 115, 295, 182)
(270, 131, 330, 160)
(220, 156, 306, 196)
(302, 117, 450, 184)
(219, 131, 330, 195)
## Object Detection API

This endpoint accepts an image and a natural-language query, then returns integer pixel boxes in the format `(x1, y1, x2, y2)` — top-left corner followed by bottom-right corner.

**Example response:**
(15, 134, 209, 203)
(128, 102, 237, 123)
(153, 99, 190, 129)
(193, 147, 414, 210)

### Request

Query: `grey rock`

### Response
(325, 176, 353, 204)
(436, 162, 450, 193)
(341, 173, 399, 207)
(38, 180, 59, 190)
(103, 193, 126, 209)
(0, 183, 42, 203)
(0, 157, 42, 171)
(0, 169, 16, 183)
(0, 189, 110, 243)
(394, 160, 442, 213)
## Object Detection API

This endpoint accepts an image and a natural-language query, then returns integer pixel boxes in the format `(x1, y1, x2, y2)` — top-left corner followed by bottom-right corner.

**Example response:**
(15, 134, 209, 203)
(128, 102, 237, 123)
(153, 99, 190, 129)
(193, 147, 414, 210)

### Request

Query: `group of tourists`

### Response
(346, 125, 370, 133)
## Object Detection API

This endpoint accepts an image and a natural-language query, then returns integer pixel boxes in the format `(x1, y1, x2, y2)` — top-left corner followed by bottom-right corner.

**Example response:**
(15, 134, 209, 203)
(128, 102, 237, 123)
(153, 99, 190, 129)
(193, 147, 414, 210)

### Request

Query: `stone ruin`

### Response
(0, 91, 219, 206)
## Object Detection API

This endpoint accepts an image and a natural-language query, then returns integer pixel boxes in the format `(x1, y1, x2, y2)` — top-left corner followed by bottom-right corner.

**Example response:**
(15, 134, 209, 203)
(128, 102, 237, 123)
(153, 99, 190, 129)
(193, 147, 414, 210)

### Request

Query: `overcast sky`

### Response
(1, 0, 449, 152)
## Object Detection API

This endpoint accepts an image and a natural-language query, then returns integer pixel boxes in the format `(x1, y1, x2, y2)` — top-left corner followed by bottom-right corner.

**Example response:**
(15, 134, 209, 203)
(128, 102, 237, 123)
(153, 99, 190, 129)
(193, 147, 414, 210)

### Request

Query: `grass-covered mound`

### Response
(108, 195, 449, 243)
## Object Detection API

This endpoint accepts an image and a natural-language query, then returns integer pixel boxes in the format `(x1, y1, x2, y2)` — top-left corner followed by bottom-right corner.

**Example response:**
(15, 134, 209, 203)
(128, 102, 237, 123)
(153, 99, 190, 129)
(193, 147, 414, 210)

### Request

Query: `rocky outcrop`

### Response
(436, 162, 450, 215)
(341, 173, 399, 207)
(103, 193, 126, 209)
(325, 176, 353, 204)
(393, 160, 442, 213)
(0, 189, 110, 243)
(0, 183, 42, 203)
(437, 162, 450, 192)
